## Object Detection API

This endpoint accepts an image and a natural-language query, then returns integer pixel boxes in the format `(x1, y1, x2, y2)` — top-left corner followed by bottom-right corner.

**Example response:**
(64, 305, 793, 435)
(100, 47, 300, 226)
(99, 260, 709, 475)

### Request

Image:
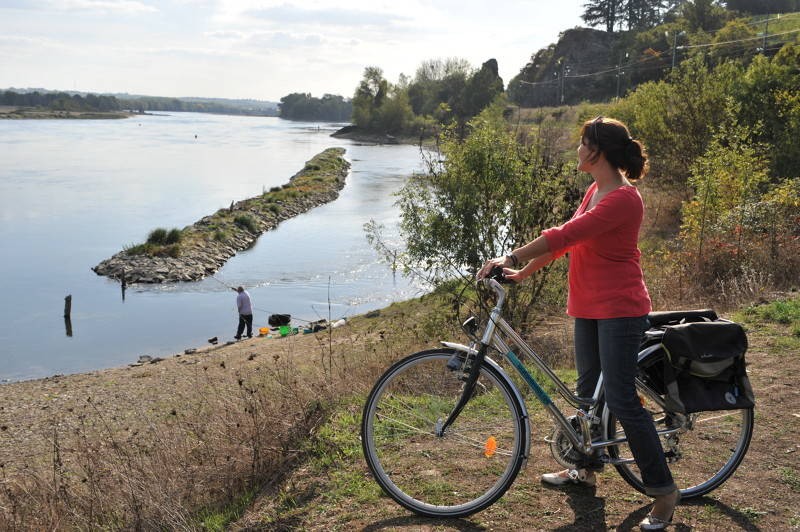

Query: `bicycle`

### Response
(360, 273, 753, 518)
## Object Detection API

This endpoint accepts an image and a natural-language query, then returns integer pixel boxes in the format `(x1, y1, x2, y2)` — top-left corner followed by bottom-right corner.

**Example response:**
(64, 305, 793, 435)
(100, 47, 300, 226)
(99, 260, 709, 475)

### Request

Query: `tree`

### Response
(680, 0, 729, 32)
(582, 0, 625, 32)
(352, 67, 388, 129)
(624, 0, 667, 30)
(724, 0, 800, 14)
(612, 55, 739, 180)
(462, 59, 505, 119)
(734, 43, 800, 178)
(392, 104, 578, 325)
(680, 119, 772, 284)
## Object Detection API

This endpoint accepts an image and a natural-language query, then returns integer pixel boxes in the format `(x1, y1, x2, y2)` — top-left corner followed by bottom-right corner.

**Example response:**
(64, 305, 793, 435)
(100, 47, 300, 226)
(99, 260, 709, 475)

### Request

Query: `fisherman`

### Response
(233, 286, 253, 340)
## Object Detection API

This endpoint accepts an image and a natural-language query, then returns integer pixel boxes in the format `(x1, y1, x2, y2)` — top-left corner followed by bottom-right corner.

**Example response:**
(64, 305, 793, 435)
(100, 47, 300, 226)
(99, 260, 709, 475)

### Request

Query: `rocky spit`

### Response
(93, 148, 350, 284)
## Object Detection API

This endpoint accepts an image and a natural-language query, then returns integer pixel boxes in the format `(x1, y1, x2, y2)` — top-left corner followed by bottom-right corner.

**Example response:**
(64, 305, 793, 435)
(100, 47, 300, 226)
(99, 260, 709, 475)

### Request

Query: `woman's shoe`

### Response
(639, 514, 672, 530)
(639, 489, 680, 530)
(540, 468, 596, 487)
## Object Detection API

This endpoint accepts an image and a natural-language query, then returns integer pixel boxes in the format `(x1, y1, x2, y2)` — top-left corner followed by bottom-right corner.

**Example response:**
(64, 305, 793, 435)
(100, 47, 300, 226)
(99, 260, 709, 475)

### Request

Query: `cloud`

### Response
(244, 3, 409, 29)
(246, 31, 323, 48)
(9, 0, 159, 15)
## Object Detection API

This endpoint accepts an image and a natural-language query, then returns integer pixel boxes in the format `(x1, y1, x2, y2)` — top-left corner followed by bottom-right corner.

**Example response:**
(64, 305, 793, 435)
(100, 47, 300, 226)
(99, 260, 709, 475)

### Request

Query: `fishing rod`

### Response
(210, 274, 319, 323)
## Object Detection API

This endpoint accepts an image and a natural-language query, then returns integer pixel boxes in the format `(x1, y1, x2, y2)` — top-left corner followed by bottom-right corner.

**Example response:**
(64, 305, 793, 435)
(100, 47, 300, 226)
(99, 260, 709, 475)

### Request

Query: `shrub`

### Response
(234, 215, 258, 233)
(146, 227, 182, 245)
(165, 229, 182, 244)
(147, 228, 168, 245)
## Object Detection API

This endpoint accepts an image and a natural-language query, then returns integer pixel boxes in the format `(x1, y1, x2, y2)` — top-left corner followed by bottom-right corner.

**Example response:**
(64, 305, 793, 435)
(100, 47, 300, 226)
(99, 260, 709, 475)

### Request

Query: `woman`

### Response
(478, 117, 679, 530)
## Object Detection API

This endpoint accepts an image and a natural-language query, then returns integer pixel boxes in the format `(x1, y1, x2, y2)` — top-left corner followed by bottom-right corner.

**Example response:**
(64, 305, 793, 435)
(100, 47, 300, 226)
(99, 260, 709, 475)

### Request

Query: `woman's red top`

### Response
(542, 182, 651, 319)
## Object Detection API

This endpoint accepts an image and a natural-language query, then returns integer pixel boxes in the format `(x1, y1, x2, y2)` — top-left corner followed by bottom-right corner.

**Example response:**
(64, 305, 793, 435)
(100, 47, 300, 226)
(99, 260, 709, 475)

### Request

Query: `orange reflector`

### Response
(484, 436, 497, 458)
(638, 394, 645, 406)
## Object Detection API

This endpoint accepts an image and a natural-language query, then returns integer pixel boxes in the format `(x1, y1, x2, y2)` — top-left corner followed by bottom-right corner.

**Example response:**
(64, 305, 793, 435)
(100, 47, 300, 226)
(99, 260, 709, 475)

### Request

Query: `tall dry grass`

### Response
(0, 294, 467, 530)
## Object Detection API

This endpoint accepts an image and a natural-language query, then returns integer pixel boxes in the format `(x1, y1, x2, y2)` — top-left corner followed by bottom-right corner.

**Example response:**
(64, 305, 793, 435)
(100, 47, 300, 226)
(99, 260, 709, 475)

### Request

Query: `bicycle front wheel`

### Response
(606, 351, 753, 499)
(361, 349, 526, 518)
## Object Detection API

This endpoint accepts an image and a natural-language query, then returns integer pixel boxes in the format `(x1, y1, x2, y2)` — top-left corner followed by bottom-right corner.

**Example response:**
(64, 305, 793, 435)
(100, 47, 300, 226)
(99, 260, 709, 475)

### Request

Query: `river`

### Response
(0, 112, 426, 381)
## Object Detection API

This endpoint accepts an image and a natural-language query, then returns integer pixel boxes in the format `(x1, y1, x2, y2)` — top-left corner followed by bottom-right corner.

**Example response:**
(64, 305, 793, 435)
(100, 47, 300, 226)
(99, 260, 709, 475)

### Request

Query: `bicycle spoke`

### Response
(362, 351, 525, 517)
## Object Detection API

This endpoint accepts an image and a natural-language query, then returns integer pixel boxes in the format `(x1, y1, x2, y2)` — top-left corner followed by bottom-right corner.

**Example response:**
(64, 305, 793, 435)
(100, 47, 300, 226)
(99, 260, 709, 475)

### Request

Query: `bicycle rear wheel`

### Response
(606, 351, 753, 499)
(361, 349, 526, 518)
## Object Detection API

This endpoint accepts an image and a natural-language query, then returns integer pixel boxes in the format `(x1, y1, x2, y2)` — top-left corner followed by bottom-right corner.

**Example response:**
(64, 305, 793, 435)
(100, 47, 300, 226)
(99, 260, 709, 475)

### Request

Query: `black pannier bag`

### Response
(660, 320, 755, 414)
(268, 313, 291, 327)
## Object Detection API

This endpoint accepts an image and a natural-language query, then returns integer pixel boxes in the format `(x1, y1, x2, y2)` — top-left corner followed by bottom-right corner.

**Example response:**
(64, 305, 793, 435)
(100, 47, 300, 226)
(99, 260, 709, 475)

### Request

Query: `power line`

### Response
(514, 26, 799, 90)
(677, 28, 800, 50)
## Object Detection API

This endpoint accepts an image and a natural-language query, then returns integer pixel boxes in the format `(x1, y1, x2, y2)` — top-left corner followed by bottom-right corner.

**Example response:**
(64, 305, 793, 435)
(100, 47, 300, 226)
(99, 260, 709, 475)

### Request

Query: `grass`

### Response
(780, 466, 800, 493)
(198, 489, 258, 531)
(737, 295, 800, 350)
(742, 297, 800, 326)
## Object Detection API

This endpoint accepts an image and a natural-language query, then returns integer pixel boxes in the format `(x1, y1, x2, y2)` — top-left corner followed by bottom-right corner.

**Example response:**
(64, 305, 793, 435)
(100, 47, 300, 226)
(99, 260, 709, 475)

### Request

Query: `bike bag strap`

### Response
(647, 309, 717, 328)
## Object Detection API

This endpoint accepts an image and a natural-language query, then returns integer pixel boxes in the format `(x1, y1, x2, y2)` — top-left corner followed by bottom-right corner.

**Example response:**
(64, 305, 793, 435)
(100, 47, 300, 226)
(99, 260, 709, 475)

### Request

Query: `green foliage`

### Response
(394, 104, 577, 325)
(612, 55, 739, 180)
(233, 214, 258, 233)
(279, 92, 352, 121)
(734, 43, 800, 178)
(146, 227, 182, 245)
(678, 119, 800, 288)
(147, 228, 168, 244)
(197, 489, 257, 531)
(744, 298, 800, 325)
(679, 119, 770, 282)
(352, 66, 388, 130)
(679, 0, 731, 32)
(351, 58, 503, 136)
(779, 466, 800, 492)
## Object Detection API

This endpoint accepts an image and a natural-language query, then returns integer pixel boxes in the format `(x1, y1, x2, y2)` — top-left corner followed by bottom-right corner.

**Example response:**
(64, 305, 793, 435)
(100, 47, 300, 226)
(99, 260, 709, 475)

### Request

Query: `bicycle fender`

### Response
(439, 342, 532, 467)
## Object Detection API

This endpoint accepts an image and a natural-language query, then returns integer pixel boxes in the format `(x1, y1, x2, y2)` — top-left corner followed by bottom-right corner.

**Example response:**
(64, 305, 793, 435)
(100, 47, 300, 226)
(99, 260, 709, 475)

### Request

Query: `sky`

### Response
(0, 0, 586, 102)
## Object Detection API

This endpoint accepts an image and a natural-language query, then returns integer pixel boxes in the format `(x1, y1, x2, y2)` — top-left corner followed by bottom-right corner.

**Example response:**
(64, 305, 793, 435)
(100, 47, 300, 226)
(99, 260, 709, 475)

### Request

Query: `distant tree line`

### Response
(278, 93, 352, 121)
(1, 90, 278, 116)
(120, 96, 277, 116)
(350, 58, 504, 136)
(1, 90, 121, 112)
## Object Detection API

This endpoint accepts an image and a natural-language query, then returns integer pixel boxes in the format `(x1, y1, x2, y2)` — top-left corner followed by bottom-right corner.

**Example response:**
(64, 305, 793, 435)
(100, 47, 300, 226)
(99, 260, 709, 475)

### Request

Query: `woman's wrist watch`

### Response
(506, 253, 519, 267)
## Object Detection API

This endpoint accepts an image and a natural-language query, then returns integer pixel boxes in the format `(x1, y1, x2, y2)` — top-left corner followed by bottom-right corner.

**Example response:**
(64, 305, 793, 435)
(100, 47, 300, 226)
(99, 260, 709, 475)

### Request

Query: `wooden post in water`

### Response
(64, 294, 73, 337)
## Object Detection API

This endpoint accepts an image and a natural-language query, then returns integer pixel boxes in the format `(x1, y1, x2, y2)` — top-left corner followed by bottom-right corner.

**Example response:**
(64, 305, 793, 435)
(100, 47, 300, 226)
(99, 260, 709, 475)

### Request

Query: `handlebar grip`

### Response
(488, 265, 515, 284)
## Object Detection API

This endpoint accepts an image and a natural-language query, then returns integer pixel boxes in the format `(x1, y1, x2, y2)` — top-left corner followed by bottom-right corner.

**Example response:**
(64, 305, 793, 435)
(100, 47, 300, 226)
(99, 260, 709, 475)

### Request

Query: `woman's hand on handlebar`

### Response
(501, 268, 528, 283)
(477, 256, 511, 280)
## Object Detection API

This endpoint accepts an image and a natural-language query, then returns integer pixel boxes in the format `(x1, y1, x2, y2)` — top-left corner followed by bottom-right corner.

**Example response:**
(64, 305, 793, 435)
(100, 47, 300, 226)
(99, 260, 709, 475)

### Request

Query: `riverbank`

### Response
(0, 106, 132, 119)
(1, 292, 798, 530)
(92, 147, 351, 283)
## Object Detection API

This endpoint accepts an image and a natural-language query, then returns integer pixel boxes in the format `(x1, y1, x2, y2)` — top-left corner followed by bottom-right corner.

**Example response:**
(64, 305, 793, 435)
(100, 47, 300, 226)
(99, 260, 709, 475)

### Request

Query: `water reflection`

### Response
(0, 113, 425, 381)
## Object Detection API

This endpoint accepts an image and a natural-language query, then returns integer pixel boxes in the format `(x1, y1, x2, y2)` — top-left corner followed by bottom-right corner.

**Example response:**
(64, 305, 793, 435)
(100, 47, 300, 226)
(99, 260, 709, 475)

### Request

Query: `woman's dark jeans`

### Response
(574, 316, 677, 496)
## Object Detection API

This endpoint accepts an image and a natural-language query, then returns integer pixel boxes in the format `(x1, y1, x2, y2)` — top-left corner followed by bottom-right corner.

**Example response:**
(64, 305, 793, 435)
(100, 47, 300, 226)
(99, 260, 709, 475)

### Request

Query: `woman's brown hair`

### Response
(580, 116, 649, 181)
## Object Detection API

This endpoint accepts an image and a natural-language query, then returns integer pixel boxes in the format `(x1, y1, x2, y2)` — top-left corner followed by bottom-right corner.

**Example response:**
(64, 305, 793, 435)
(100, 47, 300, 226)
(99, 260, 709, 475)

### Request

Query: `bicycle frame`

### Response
(441, 278, 683, 465)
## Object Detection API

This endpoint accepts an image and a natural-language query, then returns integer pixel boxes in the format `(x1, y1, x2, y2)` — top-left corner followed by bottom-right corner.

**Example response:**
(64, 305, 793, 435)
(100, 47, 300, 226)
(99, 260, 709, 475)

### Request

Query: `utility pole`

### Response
(616, 52, 629, 100)
(559, 62, 571, 105)
(667, 31, 686, 70)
